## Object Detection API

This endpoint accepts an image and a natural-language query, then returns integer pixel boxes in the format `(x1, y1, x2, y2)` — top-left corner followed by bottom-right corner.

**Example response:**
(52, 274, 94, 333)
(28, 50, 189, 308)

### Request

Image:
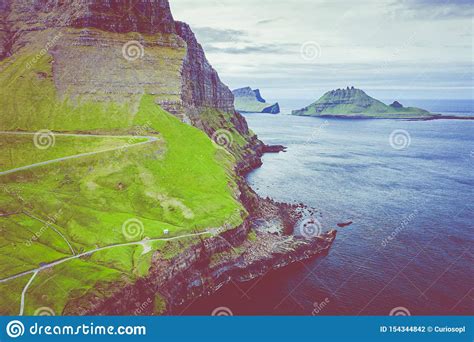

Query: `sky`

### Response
(170, 0, 473, 101)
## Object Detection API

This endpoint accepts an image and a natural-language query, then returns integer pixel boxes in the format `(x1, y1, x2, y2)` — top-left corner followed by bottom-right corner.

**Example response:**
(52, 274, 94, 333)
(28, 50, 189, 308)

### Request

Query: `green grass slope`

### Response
(0, 51, 245, 315)
(0, 134, 147, 172)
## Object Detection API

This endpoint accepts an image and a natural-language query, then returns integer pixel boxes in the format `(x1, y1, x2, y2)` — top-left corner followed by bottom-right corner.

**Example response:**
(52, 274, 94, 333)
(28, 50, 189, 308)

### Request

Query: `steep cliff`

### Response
(0, 0, 266, 173)
(1, 0, 176, 33)
(175, 21, 234, 114)
(0, 0, 258, 151)
(0, 0, 334, 316)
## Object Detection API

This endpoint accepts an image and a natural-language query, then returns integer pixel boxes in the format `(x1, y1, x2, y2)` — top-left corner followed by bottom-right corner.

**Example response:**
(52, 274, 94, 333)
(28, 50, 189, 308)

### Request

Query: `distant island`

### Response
(292, 87, 435, 119)
(233, 87, 280, 114)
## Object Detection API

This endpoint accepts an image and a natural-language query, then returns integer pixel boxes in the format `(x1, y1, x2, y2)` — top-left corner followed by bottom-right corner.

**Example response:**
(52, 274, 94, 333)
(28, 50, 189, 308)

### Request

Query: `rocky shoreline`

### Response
(2, 0, 337, 316)
(66, 148, 337, 316)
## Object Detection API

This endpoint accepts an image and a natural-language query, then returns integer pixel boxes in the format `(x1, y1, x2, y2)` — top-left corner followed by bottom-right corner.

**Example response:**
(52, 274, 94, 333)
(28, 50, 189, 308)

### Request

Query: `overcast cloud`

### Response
(170, 0, 473, 100)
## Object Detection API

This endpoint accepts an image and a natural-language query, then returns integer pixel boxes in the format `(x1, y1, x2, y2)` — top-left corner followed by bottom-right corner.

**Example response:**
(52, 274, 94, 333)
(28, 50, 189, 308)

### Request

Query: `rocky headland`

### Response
(0, 0, 335, 315)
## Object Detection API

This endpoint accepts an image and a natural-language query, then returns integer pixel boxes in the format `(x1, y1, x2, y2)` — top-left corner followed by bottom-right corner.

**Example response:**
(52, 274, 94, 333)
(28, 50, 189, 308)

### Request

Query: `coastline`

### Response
(65, 146, 337, 315)
(217, 113, 473, 315)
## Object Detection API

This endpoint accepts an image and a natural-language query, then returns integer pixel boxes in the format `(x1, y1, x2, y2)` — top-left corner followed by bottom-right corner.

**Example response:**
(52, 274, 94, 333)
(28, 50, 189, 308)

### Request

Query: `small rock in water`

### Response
(337, 221, 353, 228)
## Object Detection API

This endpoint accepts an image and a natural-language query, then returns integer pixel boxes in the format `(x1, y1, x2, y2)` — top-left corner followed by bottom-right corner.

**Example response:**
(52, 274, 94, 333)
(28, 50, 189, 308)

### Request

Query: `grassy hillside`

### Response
(0, 134, 147, 171)
(0, 52, 245, 315)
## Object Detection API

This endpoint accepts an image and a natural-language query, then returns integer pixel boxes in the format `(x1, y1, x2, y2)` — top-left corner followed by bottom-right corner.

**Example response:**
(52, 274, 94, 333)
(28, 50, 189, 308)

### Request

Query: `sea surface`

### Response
(178, 100, 473, 316)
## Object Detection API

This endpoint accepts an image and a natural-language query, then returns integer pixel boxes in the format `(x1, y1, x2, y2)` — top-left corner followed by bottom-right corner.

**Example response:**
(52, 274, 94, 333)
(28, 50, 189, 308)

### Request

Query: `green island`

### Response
(232, 87, 280, 114)
(292, 87, 436, 119)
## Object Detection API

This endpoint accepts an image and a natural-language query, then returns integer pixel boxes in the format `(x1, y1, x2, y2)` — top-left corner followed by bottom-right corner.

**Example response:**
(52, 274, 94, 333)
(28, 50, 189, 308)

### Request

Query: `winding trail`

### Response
(19, 270, 38, 316)
(23, 210, 76, 255)
(0, 131, 211, 313)
(11, 232, 210, 315)
(0, 131, 158, 177)
(0, 231, 210, 284)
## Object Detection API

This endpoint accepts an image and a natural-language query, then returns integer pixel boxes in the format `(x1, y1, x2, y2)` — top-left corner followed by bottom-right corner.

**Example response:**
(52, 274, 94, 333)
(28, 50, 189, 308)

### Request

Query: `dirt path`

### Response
(0, 131, 158, 176)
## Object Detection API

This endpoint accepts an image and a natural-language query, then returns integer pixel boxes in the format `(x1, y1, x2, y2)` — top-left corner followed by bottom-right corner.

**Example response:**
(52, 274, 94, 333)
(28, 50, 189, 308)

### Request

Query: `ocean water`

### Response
(178, 100, 473, 316)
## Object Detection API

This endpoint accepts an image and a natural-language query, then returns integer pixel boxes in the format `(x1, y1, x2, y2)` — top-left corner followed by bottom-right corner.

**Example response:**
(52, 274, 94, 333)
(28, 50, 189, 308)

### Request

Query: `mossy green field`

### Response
(0, 51, 245, 315)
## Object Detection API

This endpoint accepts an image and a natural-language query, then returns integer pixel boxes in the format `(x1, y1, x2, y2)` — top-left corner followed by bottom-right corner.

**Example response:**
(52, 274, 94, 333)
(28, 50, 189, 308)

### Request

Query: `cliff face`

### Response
(71, 0, 176, 34)
(68, 226, 337, 315)
(0, 0, 263, 162)
(0, 0, 241, 128)
(175, 21, 234, 114)
(0, 0, 334, 316)
(1, 0, 175, 33)
(0, 0, 10, 58)
(63, 182, 337, 315)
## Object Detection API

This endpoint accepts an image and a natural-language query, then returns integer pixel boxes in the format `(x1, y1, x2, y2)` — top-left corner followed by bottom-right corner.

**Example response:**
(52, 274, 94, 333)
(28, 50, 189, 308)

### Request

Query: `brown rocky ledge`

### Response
(263, 144, 287, 153)
(3, 0, 338, 315)
(65, 222, 337, 315)
(64, 167, 338, 316)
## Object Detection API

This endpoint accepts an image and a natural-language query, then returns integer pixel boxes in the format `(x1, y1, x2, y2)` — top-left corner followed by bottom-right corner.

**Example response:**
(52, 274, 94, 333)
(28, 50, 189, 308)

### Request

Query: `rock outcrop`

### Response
(233, 87, 280, 114)
(390, 101, 404, 109)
